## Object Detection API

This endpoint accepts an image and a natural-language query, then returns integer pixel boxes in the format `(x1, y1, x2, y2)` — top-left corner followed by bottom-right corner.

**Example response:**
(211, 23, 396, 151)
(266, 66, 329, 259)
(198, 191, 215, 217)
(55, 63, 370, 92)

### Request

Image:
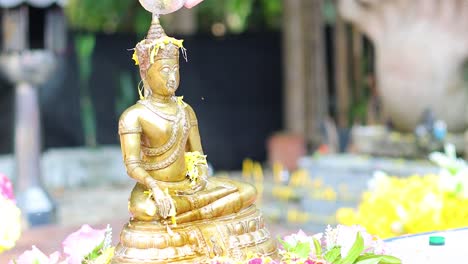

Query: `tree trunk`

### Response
(282, 0, 329, 146)
(282, 0, 307, 136)
(304, 0, 328, 145)
(334, 5, 350, 128)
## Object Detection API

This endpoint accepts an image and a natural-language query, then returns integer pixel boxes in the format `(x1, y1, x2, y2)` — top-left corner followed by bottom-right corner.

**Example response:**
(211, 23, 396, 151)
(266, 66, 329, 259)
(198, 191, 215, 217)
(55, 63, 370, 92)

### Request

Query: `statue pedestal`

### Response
(112, 205, 277, 263)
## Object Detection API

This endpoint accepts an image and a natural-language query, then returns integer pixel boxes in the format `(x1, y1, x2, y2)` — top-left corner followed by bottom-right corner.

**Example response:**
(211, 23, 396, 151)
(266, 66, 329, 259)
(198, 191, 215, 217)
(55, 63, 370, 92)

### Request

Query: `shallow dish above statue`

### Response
(139, 0, 186, 15)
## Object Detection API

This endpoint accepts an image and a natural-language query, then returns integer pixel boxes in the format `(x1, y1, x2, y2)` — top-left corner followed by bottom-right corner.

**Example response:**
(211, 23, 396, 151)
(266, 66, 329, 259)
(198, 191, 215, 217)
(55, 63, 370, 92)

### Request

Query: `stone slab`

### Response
(386, 228, 468, 263)
(0, 146, 131, 190)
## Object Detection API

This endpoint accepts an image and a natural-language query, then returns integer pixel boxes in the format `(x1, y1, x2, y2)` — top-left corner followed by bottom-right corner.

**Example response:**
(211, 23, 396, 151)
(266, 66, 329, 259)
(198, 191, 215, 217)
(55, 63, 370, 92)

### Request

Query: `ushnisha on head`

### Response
(132, 16, 187, 98)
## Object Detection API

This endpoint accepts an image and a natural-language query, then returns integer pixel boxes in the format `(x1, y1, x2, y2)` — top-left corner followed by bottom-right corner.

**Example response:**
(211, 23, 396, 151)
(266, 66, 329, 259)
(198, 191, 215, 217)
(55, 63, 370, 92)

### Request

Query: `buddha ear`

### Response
(144, 81, 152, 98)
(139, 78, 151, 98)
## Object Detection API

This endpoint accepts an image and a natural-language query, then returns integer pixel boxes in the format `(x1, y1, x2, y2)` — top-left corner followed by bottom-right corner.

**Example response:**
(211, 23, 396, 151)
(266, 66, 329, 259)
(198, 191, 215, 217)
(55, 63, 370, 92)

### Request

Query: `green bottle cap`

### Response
(429, 236, 445, 246)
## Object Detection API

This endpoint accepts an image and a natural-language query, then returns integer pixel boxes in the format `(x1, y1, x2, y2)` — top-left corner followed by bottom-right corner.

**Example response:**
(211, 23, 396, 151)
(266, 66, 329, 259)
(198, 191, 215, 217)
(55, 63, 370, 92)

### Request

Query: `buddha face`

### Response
(146, 58, 180, 96)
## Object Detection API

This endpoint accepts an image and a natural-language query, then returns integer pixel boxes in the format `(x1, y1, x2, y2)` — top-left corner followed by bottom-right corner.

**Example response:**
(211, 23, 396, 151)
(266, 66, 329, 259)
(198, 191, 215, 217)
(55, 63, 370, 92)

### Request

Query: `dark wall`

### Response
(0, 32, 283, 170)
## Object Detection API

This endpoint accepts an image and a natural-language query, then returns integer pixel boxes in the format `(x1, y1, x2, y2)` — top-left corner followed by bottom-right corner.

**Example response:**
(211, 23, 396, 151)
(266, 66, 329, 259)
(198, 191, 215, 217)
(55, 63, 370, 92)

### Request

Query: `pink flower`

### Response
(284, 230, 309, 247)
(304, 260, 329, 264)
(248, 258, 263, 264)
(366, 235, 389, 255)
(335, 225, 365, 257)
(282, 230, 321, 260)
(62, 225, 106, 264)
(332, 225, 389, 257)
(0, 173, 15, 201)
(9, 246, 63, 264)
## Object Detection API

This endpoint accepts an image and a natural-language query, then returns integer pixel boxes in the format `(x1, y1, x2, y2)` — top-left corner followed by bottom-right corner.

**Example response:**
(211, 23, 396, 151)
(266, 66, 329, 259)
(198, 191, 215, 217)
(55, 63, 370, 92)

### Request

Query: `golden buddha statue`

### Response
(112, 17, 277, 264)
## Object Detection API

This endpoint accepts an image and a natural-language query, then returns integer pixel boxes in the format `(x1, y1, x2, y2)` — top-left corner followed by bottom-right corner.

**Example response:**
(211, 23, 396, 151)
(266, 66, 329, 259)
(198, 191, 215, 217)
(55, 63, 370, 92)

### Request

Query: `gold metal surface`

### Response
(112, 17, 277, 263)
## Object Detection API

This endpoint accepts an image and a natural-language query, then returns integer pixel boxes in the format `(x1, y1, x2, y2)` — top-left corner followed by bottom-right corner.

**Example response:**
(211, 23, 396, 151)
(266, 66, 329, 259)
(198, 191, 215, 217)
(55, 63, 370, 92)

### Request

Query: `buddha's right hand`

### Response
(151, 186, 174, 219)
(144, 176, 174, 219)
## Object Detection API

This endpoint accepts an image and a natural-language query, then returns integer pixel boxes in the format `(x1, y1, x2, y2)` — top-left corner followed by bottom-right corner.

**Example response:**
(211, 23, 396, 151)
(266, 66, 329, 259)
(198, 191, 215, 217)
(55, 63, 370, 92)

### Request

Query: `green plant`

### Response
(75, 34, 97, 147)
(260, 0, 282, 29)
(64, 0, 282, 34)
(115, 70, 138, 117)
(197, 0, 282, 33)
(225, 0, 254, 33)
(323, 0, 337, 25)
(65, 0, 135, 33)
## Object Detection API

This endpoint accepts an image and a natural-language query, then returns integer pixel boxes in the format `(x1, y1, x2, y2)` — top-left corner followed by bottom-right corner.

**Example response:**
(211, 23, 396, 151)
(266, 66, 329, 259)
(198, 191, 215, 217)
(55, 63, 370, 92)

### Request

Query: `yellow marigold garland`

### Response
(337, 173, 468, 238)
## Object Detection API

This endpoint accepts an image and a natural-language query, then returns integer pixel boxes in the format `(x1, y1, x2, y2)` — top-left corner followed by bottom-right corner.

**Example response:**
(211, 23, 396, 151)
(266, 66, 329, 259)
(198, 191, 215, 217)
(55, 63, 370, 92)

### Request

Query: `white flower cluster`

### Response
(429, 144, 468, 198)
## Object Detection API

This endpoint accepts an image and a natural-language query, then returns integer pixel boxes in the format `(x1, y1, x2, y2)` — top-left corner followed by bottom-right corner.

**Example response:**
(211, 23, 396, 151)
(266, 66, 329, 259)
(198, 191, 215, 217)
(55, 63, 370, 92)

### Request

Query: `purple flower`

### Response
(0, 173, 15, 201)
(62, 225, 106, 264)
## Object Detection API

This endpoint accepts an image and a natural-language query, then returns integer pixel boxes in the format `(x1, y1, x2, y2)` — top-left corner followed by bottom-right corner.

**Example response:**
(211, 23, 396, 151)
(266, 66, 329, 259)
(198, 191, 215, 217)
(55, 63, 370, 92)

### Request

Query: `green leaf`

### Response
(83, 240, 105, 262)
(294, 241, 311, 259)
(278, 236, 294, 252)
(355, 254, 402, 264)
(336, 232, 364, 264)
(313, 237, 322, 256)
(355, 255, 383, 264)
(378, 255, 402, 264)
(455, 182, 463, 194)
(324, 247, 341, 263)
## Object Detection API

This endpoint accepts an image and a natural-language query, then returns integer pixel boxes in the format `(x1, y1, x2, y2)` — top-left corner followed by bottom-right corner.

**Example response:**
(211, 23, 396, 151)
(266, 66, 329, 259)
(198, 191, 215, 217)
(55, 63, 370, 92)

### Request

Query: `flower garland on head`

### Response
(0, 173, 21, 255)
(132, 36, 186, 66)
(131, 35, 187, 100)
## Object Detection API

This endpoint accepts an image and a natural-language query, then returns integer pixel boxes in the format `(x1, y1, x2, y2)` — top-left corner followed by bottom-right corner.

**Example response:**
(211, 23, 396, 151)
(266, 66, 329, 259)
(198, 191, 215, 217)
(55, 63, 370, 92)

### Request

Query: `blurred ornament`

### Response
(0, 196, 21, 254)
(139, 0, 186, 15)
(433, 120, 447, 141)
(0, 173, 14, 201)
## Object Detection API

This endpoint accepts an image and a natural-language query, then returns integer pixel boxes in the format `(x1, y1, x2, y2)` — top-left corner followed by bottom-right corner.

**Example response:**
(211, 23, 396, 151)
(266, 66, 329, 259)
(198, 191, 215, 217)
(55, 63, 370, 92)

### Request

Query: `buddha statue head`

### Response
(133, 17, 187, 98)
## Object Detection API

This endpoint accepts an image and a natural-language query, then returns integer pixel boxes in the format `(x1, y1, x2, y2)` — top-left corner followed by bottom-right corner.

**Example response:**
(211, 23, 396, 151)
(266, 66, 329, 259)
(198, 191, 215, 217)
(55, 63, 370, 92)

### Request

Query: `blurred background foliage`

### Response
(63, 0, 341, 39)
(64, 0, 283, 35)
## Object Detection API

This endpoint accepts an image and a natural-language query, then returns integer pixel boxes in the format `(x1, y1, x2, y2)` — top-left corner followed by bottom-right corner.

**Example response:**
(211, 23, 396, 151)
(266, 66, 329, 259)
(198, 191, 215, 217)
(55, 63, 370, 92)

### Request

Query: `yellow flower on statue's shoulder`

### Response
(177, 96, 187, 107)
(0, 196, 21, 254)
(172, 38, 184, 48)
(132, 50, 139, 65)
(185, 151, 207, 186)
